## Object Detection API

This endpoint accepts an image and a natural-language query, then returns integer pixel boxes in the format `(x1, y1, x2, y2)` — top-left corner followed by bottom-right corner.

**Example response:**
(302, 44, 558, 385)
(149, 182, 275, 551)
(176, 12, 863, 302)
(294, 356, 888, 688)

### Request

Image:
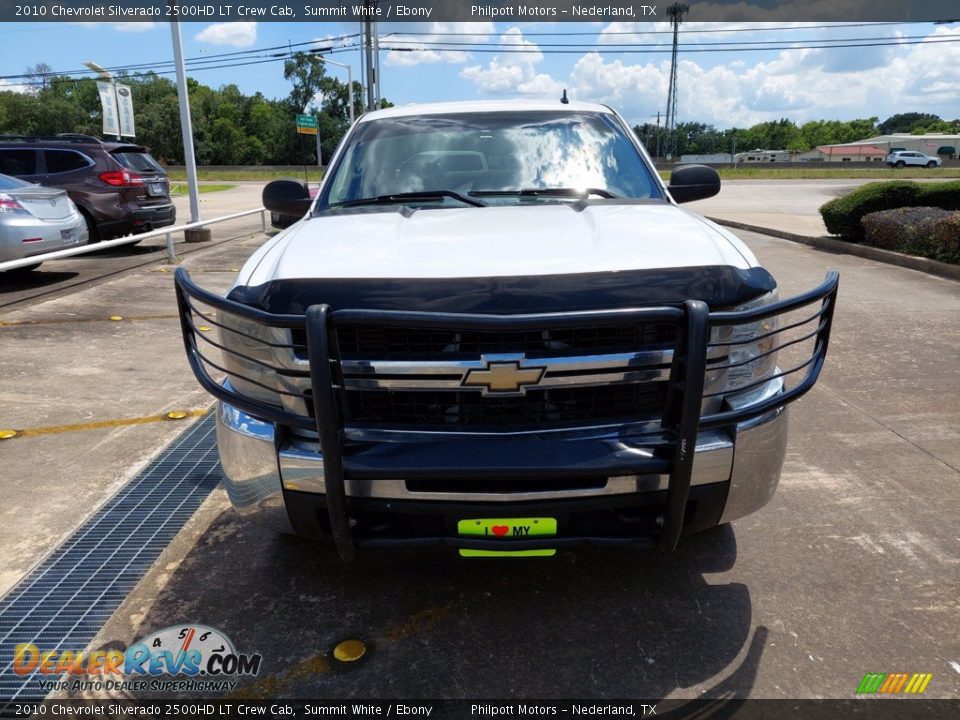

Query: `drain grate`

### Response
(0, 413, 220, 704)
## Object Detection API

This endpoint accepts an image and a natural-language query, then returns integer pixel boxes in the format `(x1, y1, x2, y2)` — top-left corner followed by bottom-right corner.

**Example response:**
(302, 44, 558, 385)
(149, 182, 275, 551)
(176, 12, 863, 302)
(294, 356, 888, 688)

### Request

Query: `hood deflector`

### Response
(227, 265, 777, 315)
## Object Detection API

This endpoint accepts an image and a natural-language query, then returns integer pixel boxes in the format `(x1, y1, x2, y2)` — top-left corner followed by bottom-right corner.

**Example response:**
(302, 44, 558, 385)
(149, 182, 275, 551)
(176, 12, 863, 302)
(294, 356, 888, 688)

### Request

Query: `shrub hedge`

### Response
(861, 207, 960, 265)
(819, 180, 960, 241)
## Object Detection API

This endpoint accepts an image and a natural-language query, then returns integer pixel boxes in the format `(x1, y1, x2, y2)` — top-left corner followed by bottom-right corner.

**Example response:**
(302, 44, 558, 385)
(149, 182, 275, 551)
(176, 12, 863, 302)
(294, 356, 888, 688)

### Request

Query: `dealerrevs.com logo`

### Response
(14, 625, 261, 693)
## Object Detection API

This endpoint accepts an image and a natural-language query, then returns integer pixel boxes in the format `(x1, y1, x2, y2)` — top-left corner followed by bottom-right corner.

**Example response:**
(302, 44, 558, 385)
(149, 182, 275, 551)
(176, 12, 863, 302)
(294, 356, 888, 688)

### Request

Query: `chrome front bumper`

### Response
(216, 386, 789, 537)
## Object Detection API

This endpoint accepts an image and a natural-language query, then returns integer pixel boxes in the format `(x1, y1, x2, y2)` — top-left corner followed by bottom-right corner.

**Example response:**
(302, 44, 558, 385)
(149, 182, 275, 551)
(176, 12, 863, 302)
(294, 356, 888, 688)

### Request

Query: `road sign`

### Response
(296, 114, 318, 135)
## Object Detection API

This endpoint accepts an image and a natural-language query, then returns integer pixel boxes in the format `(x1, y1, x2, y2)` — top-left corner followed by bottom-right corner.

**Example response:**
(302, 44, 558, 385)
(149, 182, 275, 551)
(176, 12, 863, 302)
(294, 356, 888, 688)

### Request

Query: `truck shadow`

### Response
(122, 511, 761, 700)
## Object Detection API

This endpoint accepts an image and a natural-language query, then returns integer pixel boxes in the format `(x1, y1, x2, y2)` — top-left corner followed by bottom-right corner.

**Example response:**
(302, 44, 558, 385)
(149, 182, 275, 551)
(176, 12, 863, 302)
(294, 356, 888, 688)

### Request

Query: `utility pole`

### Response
(372, 16, 381, 108)
(664, 3, 688, 161)
(654, 111, 661, 159)
(363, 4, 376, 111)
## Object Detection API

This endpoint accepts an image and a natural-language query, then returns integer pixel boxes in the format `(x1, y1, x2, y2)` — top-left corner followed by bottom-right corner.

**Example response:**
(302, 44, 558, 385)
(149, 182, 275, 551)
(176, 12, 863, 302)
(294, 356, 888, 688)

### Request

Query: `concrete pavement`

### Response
(58, 227, 960, 700)
(686, 179, 863, 237)
(2, 181, 958, 700)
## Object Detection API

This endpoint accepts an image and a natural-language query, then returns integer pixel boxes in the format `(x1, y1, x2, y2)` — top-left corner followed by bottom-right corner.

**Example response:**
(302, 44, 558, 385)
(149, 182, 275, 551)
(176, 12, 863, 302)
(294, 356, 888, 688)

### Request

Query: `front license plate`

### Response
(457, 517, 557, 557)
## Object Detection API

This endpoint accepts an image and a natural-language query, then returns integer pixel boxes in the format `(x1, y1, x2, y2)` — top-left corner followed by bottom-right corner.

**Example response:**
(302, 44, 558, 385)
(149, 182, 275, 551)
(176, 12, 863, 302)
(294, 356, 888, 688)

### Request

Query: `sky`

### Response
(1, 20, 959, 129)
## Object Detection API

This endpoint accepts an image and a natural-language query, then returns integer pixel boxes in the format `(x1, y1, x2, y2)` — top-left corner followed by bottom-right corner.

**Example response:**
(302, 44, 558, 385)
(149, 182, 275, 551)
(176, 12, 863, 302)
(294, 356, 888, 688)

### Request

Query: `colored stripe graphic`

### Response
(857, 673, 885, 694)
(857, 672, 932, 694)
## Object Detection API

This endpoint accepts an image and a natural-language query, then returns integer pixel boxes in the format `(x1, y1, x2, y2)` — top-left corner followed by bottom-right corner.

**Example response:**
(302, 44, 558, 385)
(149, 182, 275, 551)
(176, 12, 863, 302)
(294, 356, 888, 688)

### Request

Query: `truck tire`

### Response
(896, 161, 905, 168)
(927, 161, 937, 168)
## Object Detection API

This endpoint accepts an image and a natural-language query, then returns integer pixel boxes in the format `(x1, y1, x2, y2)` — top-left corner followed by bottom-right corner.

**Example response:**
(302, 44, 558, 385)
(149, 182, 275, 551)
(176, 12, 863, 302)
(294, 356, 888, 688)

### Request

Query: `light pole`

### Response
(169, 18, 207, 241)
(84, 61, 121, 142)
(308, 50, 355, 126)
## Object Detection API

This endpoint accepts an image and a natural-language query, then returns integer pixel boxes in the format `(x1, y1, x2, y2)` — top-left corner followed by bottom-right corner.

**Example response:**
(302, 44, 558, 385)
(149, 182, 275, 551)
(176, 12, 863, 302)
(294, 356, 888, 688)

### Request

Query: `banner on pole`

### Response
(96, 82, 120, 137)
(116, 84, 136, 138)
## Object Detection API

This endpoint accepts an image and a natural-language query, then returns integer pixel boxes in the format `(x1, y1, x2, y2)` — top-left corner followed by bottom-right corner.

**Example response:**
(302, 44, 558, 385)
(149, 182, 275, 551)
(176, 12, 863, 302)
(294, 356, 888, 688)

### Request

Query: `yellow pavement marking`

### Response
(0, 314, 180, 328)
(333, 639, 366, 663)
(152, 268, 239, 273)
(0, 409, 209, 440)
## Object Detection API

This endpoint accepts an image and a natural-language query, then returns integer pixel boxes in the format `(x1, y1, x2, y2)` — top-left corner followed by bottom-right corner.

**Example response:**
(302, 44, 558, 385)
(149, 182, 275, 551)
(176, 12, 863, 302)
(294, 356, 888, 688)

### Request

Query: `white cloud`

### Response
(73, 21, 157, 32)
(384, 22, 495, 67)
(195, 22, 257, 48)
(0, 79, 30, 94)
(460, 25, 960, 127)
(460, 27, 562, 97)
(114, 22, 156, 32)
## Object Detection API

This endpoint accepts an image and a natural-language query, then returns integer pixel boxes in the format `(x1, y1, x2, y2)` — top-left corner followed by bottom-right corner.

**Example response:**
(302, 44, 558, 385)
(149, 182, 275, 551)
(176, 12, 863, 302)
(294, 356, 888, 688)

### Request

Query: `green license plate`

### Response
(457, 517, 557, 557)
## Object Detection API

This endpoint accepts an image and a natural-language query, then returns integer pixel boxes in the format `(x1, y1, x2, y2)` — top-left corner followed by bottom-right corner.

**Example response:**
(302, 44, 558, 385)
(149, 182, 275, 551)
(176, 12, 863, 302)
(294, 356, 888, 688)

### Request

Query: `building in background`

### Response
(804, 134, 960, 162)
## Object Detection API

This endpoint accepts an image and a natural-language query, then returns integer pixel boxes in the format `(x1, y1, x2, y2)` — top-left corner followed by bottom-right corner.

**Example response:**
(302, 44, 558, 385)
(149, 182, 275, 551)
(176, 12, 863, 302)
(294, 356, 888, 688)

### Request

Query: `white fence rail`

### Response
(0, 207, 267, 273)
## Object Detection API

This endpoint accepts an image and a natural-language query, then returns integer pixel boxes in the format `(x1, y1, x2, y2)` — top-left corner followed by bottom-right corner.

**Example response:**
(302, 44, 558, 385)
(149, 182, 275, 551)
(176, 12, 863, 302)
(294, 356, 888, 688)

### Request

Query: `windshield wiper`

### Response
(468, 187, 619, 199)
(330, 190, 486, 209)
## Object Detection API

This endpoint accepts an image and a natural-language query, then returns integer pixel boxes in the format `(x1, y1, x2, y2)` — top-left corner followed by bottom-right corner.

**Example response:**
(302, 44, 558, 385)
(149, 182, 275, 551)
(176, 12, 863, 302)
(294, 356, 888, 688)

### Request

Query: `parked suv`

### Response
(175, 100, 838, 559)
(884, 150, 942, 168)
(0, 134, 175, 241)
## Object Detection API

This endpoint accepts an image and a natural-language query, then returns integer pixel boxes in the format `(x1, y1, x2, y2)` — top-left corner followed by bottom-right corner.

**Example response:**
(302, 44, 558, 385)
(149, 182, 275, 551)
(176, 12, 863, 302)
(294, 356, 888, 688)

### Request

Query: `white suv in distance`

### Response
(885, 150, 943, 168)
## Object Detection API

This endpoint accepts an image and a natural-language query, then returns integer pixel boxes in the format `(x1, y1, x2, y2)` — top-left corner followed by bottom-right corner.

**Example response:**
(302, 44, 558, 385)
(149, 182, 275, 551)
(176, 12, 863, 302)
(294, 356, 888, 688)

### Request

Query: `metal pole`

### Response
(170, 19, 201, 224)
(655, 111, 661, 159)
(111, 77, 121, 142)
(364, 13, 375, 111)
(347, 64, 354, 125)
(372, 20, 381, 108)
(358, 22, 366, 112)
(316, 122, 322, 168)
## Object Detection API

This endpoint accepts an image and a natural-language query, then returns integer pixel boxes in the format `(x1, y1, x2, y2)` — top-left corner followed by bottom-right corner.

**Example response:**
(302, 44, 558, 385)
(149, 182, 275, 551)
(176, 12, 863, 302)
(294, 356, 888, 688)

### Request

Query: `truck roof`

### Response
(359, 99, 615, 122)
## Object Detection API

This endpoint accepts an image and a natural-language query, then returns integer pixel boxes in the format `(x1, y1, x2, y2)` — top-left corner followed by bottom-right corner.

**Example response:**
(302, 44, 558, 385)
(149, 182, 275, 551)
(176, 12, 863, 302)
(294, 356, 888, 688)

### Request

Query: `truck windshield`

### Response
(317, 111, 662, 211)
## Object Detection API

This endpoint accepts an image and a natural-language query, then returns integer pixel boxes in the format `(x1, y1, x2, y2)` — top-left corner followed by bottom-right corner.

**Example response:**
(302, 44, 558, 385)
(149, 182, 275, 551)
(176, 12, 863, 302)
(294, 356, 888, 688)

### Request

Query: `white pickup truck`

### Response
(175, 100, 838, 559)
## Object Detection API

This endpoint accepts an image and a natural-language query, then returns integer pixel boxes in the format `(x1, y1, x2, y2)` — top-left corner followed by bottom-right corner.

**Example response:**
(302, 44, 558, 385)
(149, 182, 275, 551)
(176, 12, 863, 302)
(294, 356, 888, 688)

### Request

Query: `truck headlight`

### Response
(216, 309, 285, 408)
(712, 290, 780, 399)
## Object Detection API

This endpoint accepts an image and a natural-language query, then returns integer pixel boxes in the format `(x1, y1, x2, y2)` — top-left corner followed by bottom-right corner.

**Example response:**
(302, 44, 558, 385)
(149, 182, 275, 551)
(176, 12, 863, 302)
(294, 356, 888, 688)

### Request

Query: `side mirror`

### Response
(668, 164, 721, 204)
(262, 179, 312, 218)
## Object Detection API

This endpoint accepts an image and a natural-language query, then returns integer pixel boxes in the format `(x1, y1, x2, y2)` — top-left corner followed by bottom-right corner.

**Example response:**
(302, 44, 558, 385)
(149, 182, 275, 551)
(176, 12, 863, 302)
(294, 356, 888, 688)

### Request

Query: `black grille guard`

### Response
(175, 268, 839, 558)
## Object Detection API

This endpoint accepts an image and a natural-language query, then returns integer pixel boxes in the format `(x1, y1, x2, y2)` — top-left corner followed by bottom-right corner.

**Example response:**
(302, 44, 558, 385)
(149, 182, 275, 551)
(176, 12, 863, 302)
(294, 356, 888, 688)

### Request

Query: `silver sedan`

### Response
(0, 173, 88, 271)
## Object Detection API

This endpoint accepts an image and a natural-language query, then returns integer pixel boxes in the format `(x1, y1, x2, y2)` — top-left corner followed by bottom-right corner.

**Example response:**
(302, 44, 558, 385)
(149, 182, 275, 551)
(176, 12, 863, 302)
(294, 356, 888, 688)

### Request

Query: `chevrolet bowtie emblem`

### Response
(462, 359, 546, 394)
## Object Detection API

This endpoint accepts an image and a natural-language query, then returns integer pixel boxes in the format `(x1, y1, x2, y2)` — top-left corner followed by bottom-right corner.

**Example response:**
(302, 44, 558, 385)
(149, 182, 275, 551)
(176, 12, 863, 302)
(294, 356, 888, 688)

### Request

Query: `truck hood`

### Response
(232, 202, 774, 314)
(244, 203, 752, 284)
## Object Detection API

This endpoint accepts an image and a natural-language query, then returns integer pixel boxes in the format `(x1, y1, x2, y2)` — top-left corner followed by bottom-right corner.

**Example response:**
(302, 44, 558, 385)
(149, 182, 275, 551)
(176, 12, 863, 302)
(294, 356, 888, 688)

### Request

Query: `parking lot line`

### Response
(0, 409, 209, 440)
(0, 314, 181, 328)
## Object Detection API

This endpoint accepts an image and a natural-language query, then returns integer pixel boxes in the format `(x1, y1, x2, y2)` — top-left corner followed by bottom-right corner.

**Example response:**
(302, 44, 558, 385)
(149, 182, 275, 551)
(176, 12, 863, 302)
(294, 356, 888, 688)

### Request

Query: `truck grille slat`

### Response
(331, 323, 677, 360)
(345, 382, 667, 431)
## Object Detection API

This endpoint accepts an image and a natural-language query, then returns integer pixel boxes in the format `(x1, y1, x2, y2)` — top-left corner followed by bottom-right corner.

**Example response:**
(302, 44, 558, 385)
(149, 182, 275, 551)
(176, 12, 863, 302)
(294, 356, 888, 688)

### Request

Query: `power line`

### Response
(382, 36, 960, 54)
(384, 21, 913, 36)
(381, 33, 941, 49)
(0, 34, 360, 81)
(6, 48, 358, 89)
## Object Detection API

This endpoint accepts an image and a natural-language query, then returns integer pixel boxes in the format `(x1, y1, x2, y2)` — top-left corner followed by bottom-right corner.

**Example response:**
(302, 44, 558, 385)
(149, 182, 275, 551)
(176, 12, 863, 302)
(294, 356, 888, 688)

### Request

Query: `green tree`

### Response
(878, 112, 941, 135)
(283, 52, 328, 113)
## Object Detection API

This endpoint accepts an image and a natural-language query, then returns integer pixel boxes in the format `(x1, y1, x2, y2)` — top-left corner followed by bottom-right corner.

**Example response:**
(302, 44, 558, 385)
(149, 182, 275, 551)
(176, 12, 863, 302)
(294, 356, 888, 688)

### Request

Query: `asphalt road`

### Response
(1, 186, 958, 701)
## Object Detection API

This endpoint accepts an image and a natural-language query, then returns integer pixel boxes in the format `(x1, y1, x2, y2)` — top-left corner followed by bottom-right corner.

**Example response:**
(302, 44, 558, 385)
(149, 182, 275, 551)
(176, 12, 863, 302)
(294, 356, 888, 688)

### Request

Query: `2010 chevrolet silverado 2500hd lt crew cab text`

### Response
(175, 100, 838, 560)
